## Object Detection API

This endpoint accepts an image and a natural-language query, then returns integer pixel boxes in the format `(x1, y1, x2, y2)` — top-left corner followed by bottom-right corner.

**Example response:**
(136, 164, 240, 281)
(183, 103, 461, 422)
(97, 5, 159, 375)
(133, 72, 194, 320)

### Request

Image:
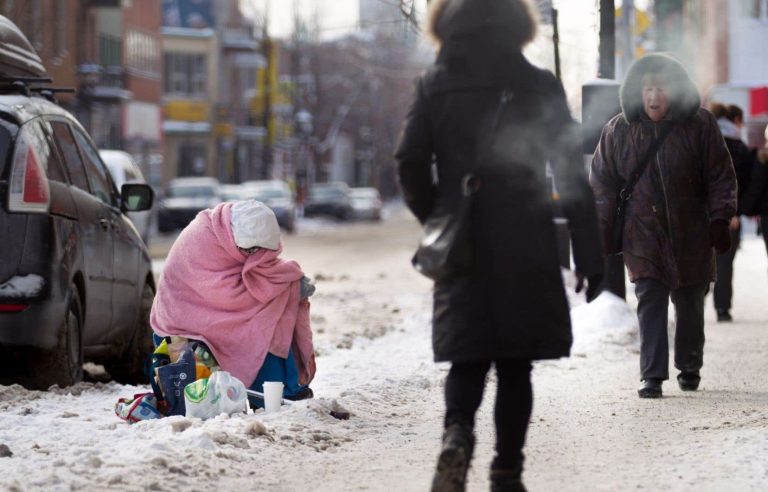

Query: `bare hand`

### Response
(729, 216, 740, 230)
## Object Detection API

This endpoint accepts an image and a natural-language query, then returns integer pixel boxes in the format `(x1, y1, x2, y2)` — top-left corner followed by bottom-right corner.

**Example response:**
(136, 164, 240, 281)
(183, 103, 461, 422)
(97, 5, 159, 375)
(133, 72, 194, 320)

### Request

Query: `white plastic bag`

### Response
(184, 370, 248, 420)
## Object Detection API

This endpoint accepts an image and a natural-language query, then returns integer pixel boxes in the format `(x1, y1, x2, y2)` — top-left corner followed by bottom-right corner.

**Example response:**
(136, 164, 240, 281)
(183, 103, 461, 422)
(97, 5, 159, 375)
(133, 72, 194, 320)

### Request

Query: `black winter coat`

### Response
(738, 147, 768, 216)
(722, 136, 758, 215)
(395, 35, 603, 363)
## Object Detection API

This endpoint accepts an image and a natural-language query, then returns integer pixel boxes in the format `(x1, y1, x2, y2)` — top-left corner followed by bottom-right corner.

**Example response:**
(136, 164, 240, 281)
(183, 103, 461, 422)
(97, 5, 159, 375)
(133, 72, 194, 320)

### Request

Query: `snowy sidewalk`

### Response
(1, 218, 768, 491)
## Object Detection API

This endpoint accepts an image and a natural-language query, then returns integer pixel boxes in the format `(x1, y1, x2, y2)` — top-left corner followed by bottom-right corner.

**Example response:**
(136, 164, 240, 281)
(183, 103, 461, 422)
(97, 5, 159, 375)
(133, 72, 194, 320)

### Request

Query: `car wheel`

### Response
(32, 284, 84, 389)
(106, 282, 155, 384)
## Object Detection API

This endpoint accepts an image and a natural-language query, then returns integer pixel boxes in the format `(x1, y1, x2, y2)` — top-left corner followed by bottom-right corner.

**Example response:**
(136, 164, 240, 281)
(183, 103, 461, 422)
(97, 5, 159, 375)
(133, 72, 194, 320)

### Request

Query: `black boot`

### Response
(716, 309, 732, 322)
(677, 371, 701, 391)
(431, 423, 475, 492)
(490, 468, 527, 492)
(638, 378, 663, 398)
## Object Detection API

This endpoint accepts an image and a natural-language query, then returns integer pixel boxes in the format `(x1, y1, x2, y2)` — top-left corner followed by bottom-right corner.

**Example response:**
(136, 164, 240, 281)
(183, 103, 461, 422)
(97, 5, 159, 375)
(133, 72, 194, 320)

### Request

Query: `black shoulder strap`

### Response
(472, 89, 512, 174)
(619, 122, 675, 201)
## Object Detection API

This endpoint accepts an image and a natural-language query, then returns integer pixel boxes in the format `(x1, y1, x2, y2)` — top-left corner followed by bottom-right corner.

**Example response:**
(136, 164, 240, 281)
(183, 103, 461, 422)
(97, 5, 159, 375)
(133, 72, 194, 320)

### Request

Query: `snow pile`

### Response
(570, 291, 639, 354)
(0, 274, 44, 297)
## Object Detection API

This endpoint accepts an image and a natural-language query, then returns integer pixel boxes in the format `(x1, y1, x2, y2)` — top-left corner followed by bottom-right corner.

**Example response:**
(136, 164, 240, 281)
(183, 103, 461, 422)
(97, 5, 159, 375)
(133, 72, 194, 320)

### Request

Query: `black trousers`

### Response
(444, 359, 532, 471)
(635, 278, 708, 380)
(714, 225, 740, 311)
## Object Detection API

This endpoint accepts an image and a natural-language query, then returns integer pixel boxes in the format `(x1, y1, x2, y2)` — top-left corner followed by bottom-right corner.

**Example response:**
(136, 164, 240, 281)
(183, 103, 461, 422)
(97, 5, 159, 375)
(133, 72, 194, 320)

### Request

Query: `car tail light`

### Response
(8, 129, 50, 213)
(0, 304, 29, 313)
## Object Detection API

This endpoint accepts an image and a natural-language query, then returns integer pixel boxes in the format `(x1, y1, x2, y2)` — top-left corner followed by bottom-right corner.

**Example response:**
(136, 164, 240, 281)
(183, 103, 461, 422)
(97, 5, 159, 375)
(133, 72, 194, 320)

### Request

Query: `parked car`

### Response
(220, 184, 250, 202)
(100, 150, 153, 244)
(350, 187, 383, 221)
(157, 177, 221, 233)
(304, 182, 353, 221)
(242, 180, 297, 232)
(0, 15, 155, 389)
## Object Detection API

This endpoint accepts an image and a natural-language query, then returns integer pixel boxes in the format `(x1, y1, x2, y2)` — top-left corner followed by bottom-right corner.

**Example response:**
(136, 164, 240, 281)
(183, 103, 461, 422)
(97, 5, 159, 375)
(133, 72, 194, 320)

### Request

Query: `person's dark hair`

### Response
(709, 102, 728, 119)
(620, 53, 701, 123)
(427, 0, 538, 49)
(726, 104, 744, 124)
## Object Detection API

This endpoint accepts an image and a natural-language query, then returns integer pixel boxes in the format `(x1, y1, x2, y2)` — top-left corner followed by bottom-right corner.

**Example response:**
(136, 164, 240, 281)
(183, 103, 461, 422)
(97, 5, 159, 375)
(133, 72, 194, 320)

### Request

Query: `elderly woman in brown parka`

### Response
(590, 54, 736, 399)
(396, 0, 604, 491)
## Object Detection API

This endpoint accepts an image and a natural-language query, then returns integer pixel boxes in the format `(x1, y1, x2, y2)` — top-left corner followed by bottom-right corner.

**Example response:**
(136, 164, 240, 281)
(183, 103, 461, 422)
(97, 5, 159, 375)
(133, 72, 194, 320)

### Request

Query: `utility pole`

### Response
(599, 0, 616, 79)
(619, 0, 635, 77)
(260, 0, 273, 179)
(593, 0, 626, 300)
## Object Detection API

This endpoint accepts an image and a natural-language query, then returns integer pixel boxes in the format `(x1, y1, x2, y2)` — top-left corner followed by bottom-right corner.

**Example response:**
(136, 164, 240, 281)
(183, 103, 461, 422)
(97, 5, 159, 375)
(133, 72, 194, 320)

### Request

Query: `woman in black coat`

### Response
(710, 103, 758, 321)
(741, 125, 768, 259)
(395, 1, 603, 490)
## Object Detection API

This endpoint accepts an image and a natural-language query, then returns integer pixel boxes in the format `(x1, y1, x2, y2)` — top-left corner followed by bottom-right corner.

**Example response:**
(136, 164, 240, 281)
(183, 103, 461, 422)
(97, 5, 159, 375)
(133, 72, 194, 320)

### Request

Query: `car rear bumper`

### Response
(304, 204, 348, 218)
(0, 297, 65, 351)
(158, 208, 202, 230)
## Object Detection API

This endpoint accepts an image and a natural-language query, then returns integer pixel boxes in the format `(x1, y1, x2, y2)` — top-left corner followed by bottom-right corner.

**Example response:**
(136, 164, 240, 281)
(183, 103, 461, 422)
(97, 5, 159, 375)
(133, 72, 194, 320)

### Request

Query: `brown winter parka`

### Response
(590, 54, 737, 289)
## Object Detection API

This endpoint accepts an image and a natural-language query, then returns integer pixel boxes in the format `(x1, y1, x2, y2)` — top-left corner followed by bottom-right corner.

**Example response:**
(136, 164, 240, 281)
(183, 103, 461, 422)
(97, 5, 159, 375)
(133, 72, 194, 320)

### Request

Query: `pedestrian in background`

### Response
(709, 103, 757, 322)
(741, 124, 768, 262)
(396, 0, 603, 490)
(591, 54, 737, 399)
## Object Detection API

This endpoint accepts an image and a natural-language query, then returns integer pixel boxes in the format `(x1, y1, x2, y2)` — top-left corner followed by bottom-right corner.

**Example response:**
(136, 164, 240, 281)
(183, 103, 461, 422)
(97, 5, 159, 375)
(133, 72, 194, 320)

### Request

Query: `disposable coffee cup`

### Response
(263, 381, 284, 413)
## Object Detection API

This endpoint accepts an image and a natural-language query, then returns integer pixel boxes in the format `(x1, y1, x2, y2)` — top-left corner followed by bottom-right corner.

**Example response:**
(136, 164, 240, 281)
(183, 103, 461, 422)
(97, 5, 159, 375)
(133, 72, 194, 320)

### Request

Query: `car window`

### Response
(71, 128, 116, 206)
(351, 189, 379, 199)
(45, 140, 68, 183)
(310, 186, 346, 199)
(34, 122, 68, 184)
(251, 187, 287, 200)
(50, 121, 90, 192)
(168, 185, 215, 198)
(124, 164, 140, 182)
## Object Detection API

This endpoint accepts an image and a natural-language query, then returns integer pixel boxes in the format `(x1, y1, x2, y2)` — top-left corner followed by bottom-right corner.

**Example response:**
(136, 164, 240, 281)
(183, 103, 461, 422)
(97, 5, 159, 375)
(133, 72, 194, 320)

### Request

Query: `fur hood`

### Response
(426, 0, 537, 49)
(620, 53, 701, 123)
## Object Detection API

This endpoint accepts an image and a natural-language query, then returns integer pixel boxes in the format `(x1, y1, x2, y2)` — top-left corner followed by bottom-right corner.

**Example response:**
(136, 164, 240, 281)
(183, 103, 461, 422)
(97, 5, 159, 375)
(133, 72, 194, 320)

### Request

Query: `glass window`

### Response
(164, 52, 207, 96)
(45, 141, 68, 183)
(72, 129, 116, 206)
(50, 121, 90, 192)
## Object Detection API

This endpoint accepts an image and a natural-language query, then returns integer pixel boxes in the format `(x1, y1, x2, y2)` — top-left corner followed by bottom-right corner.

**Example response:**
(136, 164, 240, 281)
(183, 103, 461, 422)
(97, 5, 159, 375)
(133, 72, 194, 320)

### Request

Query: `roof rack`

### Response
(30, 87, 76, 103)
(0, 76, 53, 84)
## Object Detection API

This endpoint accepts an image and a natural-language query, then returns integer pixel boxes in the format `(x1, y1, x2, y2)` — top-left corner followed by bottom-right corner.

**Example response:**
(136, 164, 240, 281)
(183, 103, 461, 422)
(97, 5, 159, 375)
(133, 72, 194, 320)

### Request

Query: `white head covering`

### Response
(230, 200, 280, 250)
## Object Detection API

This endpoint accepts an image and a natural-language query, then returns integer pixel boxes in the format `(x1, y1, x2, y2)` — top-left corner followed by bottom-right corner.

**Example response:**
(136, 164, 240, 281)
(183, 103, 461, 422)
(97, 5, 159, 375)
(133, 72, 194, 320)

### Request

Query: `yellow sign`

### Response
(615, 7, 652, 36)
(164, 100, 209, 122)
(214, 123, 234, 137)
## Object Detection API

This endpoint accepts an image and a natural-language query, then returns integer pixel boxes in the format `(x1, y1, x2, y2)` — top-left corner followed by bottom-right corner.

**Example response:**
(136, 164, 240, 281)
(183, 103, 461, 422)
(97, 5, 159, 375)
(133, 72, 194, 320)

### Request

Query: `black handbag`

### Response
(412, 175, 480, 281)
(412, 90, 512, 280)
(611, 122, 674, 254)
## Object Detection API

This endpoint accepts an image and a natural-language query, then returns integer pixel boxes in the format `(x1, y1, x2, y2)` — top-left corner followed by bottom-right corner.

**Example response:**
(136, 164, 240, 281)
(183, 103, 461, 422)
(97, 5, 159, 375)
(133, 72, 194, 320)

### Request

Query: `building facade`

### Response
(655, 0, 768, 147)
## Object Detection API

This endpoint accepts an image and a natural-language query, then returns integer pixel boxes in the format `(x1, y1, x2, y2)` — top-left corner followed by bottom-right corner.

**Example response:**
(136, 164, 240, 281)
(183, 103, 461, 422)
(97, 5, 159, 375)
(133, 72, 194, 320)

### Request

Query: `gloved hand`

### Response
(575, 272, 604, 303)
(300, 276, 316, 299)
(709, 220, 731, 254)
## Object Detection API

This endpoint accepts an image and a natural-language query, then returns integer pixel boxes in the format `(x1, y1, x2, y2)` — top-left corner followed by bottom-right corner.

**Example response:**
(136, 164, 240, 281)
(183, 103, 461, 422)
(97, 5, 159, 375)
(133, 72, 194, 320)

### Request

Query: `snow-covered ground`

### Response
(2, 211, 768, 491)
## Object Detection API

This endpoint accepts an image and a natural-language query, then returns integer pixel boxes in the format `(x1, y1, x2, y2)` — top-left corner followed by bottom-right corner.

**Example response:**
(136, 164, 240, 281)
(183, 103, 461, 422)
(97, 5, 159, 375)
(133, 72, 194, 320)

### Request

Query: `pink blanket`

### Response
(150, 203, 316, 387)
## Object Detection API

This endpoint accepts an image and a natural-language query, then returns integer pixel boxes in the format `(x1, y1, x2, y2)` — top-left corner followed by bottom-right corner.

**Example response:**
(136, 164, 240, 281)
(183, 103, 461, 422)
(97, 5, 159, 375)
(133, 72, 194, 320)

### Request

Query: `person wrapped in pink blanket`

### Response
(150, 199, 316, 406)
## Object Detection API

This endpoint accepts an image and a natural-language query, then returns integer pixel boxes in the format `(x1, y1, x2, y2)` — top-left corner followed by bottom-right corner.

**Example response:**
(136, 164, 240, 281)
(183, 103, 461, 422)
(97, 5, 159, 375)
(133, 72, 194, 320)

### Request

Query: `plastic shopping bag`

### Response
(184, 371, 248, 420)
